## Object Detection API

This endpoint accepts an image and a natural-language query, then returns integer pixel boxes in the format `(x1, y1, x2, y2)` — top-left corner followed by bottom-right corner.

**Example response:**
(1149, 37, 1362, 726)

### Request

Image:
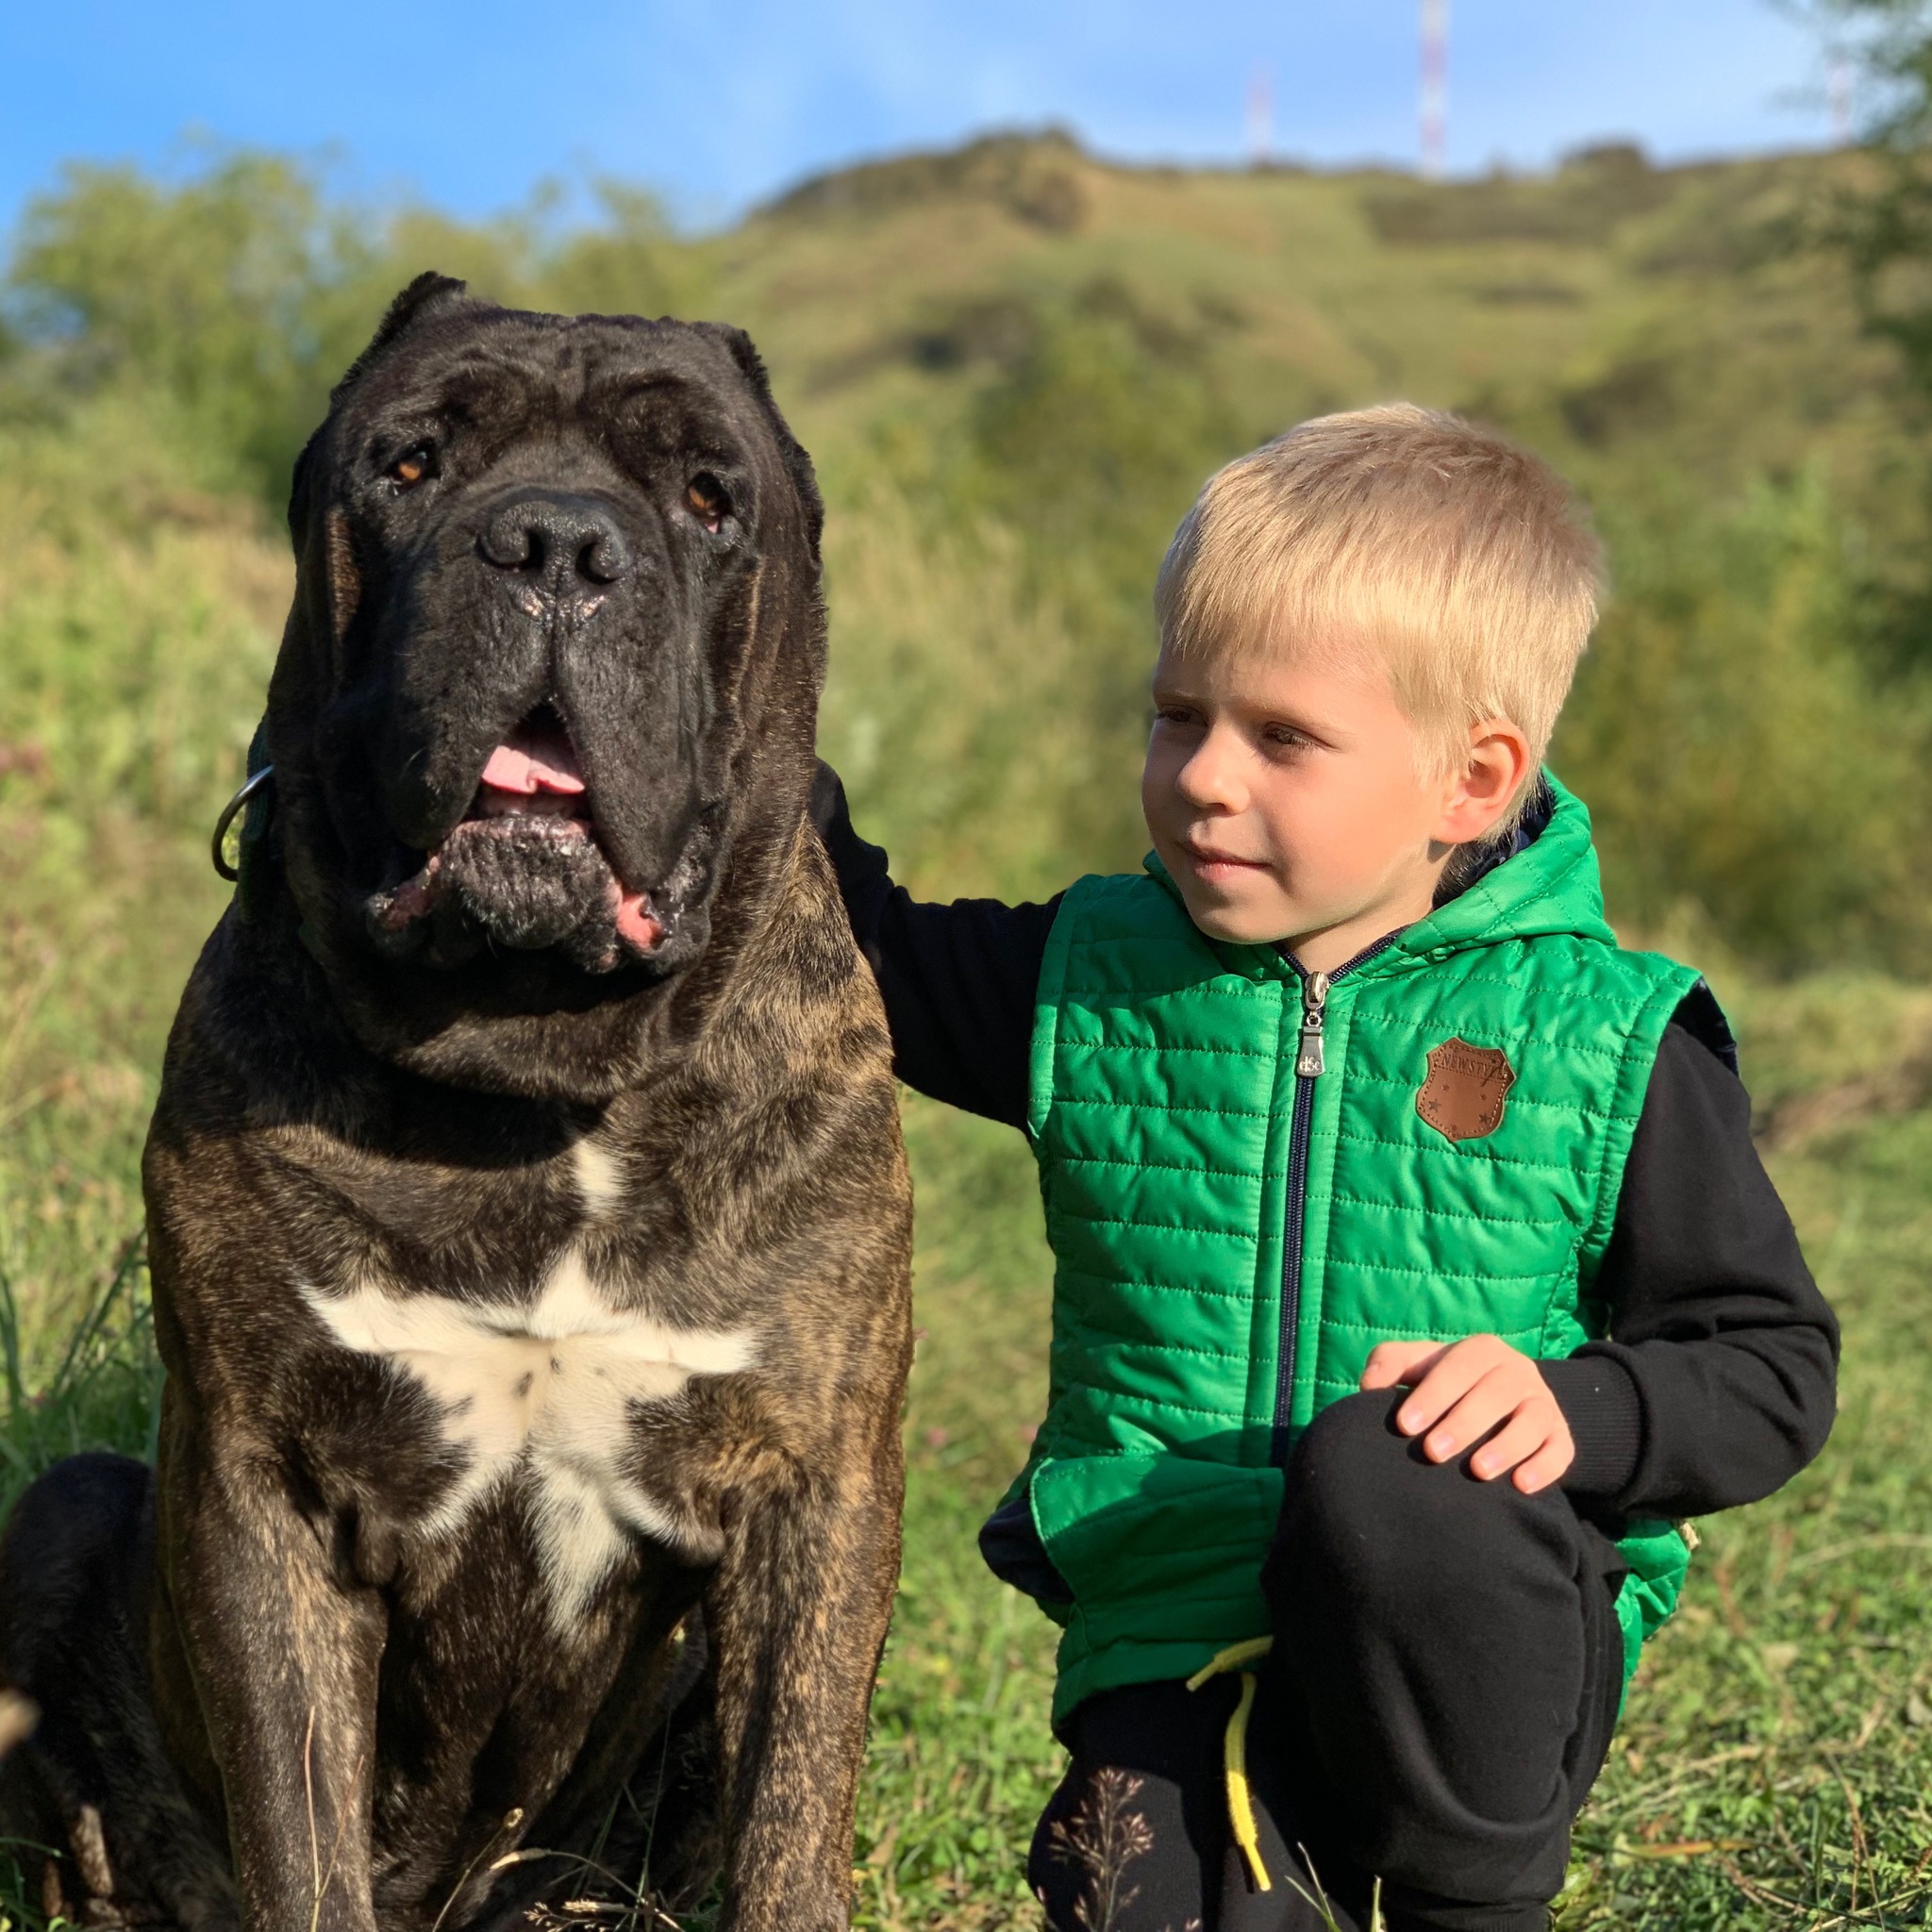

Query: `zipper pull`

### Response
(1295, 971, 1330, 1079)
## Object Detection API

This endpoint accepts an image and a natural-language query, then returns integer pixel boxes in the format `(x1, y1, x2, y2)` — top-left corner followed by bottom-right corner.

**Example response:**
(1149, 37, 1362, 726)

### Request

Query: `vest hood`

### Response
(1399, 772, 1616, 957)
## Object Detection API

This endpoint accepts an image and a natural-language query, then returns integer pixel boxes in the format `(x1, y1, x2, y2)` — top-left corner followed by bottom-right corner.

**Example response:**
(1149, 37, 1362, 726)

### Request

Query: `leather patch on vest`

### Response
(1416, 1039, 1516, 1143)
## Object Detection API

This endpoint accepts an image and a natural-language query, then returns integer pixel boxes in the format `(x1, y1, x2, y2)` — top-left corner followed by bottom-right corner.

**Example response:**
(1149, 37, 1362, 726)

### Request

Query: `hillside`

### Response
(729, 133, 1905, 519)
(4, 131, 1932, 1929)
(724, 136, 1932, 950)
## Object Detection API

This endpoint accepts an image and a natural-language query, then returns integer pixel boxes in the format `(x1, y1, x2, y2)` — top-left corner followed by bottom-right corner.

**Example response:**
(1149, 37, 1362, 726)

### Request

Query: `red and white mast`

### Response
(1246, 63, 1275, 166)
(1421, 0, 1448, 179)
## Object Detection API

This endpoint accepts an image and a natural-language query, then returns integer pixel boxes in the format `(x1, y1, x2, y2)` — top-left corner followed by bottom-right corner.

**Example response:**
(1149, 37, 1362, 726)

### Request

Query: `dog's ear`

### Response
(289, 274, 475, 547)
(695, 322, 824, 568)
(335, 272, 474, 404)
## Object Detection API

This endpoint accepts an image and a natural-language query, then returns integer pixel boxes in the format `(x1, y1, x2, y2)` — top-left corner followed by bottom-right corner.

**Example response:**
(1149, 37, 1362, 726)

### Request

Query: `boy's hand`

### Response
(1359, 1336, 1574, 1493)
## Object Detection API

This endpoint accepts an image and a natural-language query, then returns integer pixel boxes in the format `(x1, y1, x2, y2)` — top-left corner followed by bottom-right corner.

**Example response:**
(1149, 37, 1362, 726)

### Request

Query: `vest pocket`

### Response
(1028, 1454, 1284, 1650)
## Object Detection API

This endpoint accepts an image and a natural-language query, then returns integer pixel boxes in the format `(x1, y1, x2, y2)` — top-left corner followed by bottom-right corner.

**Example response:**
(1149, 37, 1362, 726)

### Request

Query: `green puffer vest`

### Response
(1012, 775, 1703, 1724)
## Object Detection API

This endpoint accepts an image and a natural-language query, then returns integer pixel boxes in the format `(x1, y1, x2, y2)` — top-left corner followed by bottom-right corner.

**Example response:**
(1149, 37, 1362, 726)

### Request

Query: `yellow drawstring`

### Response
(1186, 1638, 1275, 1892)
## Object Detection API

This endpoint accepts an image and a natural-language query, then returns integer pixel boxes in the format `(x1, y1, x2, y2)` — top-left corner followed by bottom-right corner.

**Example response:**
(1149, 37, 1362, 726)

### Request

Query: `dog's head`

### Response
(263, 275, 826, 1098)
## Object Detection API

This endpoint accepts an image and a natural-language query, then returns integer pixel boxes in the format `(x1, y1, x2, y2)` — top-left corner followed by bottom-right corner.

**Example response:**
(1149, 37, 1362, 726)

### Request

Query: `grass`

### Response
(1557, 1097, 1932, 1929)
(3, 1008, 1928, 1932)
(827, 999, 1932, 1932)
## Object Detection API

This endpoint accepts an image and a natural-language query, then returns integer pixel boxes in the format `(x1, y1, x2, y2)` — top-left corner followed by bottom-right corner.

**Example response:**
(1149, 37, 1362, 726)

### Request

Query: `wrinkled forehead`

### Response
(336, 313, 763, 455)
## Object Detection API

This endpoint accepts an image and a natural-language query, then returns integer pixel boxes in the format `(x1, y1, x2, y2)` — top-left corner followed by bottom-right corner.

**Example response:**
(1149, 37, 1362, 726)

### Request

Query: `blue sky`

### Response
(2, 2, 1840, 235)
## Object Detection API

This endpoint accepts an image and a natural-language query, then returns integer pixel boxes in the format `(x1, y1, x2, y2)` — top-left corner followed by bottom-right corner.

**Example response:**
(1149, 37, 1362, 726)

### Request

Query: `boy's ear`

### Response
(1437, 719, 1535, 845)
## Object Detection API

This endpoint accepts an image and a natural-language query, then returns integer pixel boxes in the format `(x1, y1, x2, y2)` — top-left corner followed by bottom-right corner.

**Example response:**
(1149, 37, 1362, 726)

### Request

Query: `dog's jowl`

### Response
(0, 276, 914, 1932)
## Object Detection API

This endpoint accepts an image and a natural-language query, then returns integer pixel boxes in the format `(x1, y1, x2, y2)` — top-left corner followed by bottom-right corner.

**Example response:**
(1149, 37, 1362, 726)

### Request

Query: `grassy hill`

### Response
(3, 132, 1932, 1929)
(727, 135, 1932, 944)
(742, 134, 1902, 503)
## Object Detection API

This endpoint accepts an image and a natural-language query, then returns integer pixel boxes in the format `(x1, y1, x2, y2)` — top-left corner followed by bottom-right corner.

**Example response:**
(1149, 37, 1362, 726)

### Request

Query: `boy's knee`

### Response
(1266, 1391, 1562, 1614)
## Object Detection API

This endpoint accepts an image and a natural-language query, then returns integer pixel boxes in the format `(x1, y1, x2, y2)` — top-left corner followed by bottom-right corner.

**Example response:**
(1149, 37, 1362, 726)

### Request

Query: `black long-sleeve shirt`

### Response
(812, 768, 1840, 1524)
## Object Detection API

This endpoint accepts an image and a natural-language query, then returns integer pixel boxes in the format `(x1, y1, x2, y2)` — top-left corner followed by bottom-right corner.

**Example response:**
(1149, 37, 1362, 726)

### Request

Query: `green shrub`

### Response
(2, 152, 705, 508)
(1560, 467, 1932, 971)
(0, 402, 283, 1342)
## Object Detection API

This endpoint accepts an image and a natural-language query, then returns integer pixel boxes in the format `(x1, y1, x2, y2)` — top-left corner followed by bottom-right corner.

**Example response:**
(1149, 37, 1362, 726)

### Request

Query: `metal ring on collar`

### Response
(210, 765, 276, 882)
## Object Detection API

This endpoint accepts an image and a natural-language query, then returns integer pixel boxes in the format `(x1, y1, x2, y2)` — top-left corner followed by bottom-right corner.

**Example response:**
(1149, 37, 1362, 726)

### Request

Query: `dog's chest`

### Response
(299, 1141, 753, 1625)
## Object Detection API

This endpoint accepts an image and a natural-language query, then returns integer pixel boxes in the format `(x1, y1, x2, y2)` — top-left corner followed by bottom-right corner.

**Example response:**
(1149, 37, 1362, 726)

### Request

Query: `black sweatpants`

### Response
(1029, 1392, 1630, 1932)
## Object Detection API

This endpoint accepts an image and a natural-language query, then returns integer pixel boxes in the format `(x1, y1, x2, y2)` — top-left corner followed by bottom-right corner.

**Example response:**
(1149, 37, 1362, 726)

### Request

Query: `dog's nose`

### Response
(478, 492, 634, 596)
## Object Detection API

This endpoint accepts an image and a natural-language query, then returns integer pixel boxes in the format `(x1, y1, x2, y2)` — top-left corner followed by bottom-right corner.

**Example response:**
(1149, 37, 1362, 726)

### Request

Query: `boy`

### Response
(814, 407, 1837, 1932)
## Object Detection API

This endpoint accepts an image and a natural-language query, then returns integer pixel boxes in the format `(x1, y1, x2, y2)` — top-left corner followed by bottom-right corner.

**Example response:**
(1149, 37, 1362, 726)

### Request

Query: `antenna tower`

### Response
(1421, 0, 1448, 180)
(1246, 63, 1275, 166)
(1828, 48, 1854, 146)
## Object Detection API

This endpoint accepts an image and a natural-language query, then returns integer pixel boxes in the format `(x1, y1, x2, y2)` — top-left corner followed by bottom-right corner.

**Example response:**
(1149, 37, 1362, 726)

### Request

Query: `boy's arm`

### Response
(809, 762, 1060, 1131)
(1541, 1011, 1841, 1520)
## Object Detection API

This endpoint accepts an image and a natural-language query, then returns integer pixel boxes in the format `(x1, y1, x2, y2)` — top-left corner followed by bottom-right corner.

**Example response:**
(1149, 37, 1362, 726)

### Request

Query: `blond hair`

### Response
(1155, 405, 1603, 824)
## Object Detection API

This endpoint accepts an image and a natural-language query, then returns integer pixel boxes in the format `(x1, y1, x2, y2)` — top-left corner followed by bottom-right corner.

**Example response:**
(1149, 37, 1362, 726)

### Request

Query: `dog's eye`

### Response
(388, 445, 438, 490)
(686, 474, 730, 533)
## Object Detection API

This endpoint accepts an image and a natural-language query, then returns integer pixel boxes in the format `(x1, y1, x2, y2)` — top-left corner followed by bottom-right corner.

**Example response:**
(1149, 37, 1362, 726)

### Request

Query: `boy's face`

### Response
(1142, 641, 1508, 971)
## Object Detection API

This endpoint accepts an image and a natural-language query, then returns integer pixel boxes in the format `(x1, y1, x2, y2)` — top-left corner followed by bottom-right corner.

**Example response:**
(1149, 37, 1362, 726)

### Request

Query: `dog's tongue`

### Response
(480, 718, 586, 797)
(469, 714, 665, 954)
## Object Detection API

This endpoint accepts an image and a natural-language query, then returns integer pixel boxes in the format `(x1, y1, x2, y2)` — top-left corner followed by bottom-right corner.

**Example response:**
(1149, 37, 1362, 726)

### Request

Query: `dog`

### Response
(0, 275, 914, 1932)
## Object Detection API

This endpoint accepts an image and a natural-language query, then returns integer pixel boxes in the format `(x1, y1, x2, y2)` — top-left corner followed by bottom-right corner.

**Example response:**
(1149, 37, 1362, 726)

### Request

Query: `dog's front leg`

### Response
(704, 1448, 904, 1932)
(156, 1400, 386, 1932)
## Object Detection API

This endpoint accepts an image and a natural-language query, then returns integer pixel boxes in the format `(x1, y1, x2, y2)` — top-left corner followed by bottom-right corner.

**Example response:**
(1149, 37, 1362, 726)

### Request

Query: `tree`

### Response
(0, 148, 700, 507)
(1802, 2, 1932, 392)
(4, 150, 381, 497)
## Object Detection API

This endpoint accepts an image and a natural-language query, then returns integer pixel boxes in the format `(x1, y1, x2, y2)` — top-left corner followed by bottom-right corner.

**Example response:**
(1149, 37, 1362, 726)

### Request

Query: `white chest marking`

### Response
(572, 1139, 625, 1217)
(300, 1251, 754, 1626)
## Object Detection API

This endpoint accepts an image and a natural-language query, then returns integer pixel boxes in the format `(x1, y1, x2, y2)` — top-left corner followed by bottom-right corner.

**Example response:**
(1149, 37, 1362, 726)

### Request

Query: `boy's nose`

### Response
(1176, 737, 1245, 809)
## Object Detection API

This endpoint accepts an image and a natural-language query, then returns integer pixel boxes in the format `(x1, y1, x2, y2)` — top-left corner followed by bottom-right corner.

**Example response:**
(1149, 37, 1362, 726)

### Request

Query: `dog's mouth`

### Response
(365, 708, 667, 973)
(465, 712, 665, 953)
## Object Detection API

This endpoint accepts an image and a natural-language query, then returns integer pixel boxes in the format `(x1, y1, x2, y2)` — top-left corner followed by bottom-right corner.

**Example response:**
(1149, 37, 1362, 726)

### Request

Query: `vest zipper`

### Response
(1274, 934, 1403, 1456)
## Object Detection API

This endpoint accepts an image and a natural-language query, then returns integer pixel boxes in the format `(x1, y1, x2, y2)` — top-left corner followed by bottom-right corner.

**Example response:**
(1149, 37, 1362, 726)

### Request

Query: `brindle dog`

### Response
(0, 275, 913, 1932)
